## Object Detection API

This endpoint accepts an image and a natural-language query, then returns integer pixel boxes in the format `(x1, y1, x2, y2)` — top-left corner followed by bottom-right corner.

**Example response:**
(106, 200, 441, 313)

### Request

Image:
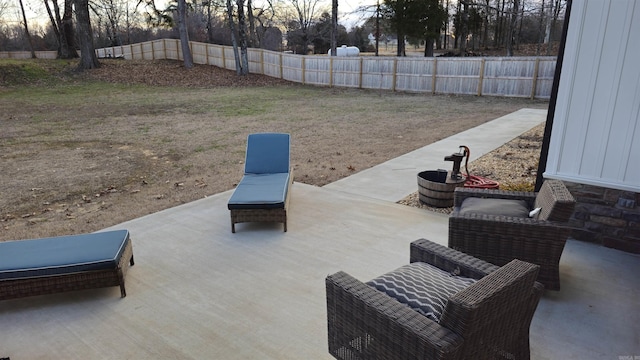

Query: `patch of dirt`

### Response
(87, 59, 293, 87)
(0, 59, 547, 241)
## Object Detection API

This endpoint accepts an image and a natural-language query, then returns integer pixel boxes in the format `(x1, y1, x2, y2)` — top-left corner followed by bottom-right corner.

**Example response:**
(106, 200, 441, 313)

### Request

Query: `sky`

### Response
(1, 0, 376, 31)
(335, 0, 377, 29)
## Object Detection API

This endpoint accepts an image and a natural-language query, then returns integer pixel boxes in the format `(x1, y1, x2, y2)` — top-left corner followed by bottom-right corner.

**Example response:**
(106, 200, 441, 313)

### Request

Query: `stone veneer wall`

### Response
(564, 181, 640, 254)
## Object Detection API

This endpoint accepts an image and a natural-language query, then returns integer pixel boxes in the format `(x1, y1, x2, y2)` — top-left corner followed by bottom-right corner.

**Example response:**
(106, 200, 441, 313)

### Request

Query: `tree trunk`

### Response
(225, 0, 242, 75)
(330, 0, 337, 56)
(246, 0, 258, 47)
(459, 0, 468, 56)
(547, 0, 561, 55)
(75, 0, 100, 70)
(495, 0, 504, 47)
(236, 0, 249, 75)
(177, 0, 193, 69)
(206, 0, 214, 43)
(18, 0, 36, 58)
(207, 0, 213, 43)
(424, 38, 434, 57)
(482, 0, 489, 49)
(506, 0, 519, 56)
(396, 34, 405, 56)
(62, 0, 78, 58)
(43, 0, 62, 56)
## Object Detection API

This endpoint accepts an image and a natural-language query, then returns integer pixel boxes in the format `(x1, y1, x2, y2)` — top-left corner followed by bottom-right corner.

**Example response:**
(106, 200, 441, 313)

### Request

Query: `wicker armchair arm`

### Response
(452, 187, 537, 208)
(449, 213, 573, 242)
(409, 239, 499, 280)
(439, 260, 543, 341)
(326, 271, 463, 360)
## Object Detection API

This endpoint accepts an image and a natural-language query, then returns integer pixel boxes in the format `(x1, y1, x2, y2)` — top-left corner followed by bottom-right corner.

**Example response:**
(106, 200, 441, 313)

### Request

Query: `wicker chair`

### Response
(448, 179, 575, 290)
(326, 239, 544, 360)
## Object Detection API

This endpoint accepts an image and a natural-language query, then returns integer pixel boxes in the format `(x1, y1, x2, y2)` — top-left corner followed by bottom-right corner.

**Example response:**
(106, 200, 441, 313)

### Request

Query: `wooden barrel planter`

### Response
(417, 170, 466, 208)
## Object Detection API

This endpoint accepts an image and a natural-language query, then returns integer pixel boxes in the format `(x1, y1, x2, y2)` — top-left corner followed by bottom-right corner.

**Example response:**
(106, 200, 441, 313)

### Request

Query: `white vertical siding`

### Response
(545, 0, 640, 192)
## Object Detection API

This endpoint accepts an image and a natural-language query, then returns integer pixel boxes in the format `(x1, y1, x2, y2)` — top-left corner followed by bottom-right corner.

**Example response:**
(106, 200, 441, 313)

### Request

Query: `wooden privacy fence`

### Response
(0, 51, 58, 59)
(94, 38, 555, 99)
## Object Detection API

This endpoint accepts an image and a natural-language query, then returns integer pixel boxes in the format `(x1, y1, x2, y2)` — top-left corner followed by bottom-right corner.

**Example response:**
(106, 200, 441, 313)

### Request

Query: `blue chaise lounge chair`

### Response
(227, 133, 293, 233)
(0, 229, 134, 300)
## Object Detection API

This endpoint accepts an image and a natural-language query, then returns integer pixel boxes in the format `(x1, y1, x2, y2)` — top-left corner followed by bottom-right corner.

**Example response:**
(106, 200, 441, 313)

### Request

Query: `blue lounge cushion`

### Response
(244, 133, 290, 174)
(0, 230, 130, 280)
(228, 173, 290, 209)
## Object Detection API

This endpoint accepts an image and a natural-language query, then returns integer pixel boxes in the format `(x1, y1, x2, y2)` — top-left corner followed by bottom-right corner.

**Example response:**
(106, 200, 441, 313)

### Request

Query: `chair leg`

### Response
(231, 221, 236, 233)
(118, 268, 126, 298)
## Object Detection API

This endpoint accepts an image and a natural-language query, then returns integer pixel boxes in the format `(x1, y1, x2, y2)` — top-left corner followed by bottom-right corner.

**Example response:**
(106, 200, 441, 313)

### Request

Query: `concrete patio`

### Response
(1, 109, 638, 359)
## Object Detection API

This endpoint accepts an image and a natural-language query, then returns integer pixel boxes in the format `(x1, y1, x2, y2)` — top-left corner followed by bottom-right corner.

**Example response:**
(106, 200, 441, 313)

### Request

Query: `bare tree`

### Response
(246, 0, 257, 46)
(236, 0, 249, 74)
(225, 0, 242, 74)
(0, 0, 10, 19)
(458, 0, 469, 56)
(506, 0, 519, 56)
(287, 0, 324, 54)
(44, 0, 77, 58)
(176, 0, 193, 68)
(18, 0, 36, 57)
(546, 0, 562, 55)
(329, 0, 336, 56)
(75, 0, 100, 69)
(91, 0, 129, 46)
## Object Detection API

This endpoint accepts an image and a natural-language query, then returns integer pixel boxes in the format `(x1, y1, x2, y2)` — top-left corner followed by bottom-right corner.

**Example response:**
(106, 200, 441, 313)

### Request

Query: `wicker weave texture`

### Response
(448, 180, 575, 290)
(231, 207, 288, 232)
(326, 239, 543, 360)
(0, 239, 135, 300)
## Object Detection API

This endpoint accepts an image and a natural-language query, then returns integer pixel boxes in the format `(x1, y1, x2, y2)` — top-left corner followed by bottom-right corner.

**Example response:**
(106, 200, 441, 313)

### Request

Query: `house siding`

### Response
(545, 0, 640, 193)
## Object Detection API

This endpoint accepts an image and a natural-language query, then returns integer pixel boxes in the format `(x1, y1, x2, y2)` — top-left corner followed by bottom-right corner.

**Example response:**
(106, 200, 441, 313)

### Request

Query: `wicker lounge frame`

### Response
(326, 239, 544, 360)
(0, 235, 135, 301)
(448, 179, 576, 290)
(230, 171, 293, 233)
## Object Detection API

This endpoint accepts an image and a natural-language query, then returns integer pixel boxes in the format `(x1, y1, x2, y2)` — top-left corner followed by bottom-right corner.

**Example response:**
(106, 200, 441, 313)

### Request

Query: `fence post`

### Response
(151, 41, 155, 60)
(359, 57, 364, 89)
(301, 56, 306, 84)
(260, 50, 264, 75)
(530, 57, 540, 99)
(279, 52, 284, 79)
(392, 58, 398, 92)
(432, 58, 437, 94)
(329, 57, 334, 87)
(477, 58, 485, 96)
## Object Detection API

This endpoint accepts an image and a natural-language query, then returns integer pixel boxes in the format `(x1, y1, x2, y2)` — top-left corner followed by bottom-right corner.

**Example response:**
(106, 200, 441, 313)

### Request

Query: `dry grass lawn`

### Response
(0, 59, 548, 241)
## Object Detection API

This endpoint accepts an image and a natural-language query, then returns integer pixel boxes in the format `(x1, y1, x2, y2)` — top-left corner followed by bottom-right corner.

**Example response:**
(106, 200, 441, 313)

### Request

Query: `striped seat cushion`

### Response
(366, 262, 477, 322)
